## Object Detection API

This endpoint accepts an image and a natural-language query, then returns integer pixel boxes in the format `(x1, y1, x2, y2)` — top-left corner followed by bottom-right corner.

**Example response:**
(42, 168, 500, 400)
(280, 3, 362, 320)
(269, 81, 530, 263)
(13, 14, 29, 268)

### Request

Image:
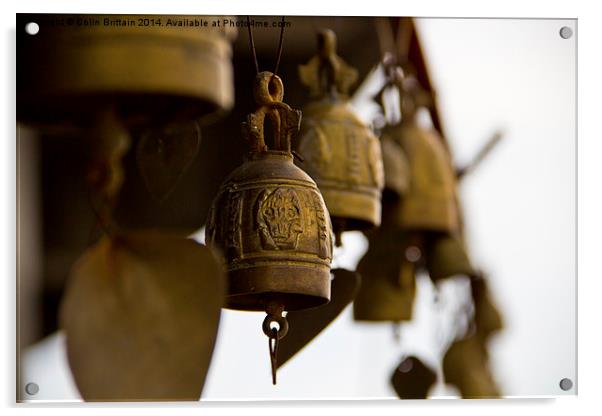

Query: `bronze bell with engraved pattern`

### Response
(205, 72, 334, 312)
(296, 29, 384, 239)
(379, 70, 460, 233)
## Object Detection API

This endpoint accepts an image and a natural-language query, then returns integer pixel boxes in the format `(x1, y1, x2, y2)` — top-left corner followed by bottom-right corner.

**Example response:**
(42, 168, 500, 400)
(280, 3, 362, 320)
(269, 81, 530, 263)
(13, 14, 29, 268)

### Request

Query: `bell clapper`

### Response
(262, 301, 289, 385)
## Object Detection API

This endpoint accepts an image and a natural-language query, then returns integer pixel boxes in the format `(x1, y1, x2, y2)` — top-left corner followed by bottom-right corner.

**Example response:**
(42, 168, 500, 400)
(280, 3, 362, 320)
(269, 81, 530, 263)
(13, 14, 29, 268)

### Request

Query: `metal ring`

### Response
(253, 71, 284, 105)
(262, 313, 289, 339)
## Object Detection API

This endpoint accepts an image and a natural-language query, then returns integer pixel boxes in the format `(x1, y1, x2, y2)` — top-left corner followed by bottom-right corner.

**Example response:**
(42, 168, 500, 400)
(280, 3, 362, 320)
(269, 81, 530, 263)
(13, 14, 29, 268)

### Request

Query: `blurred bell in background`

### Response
(17, 15, 575, 400)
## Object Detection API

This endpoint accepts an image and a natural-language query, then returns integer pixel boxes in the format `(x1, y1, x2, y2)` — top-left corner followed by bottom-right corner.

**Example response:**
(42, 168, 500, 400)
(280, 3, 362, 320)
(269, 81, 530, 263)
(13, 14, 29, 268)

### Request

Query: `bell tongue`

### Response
(262, 301, 289, 385)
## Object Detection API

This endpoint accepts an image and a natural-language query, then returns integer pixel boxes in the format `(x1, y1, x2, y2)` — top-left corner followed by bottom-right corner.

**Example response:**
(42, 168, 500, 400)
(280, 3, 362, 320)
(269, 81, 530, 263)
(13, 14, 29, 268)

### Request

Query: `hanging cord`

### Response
(247, 16, 260, 75)
(375, 17, 396, 61)
(395, 17, 413, 66)
(273, 16, 286, 76)
(246, 15, 287, 77)
(374, 17, 413, 66)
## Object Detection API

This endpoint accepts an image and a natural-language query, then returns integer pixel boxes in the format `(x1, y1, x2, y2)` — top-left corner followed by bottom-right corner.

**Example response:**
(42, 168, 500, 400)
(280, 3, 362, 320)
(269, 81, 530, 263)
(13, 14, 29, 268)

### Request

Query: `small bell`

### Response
(353, 228, 418, 323)
(353, 67, 461, 328)
(383, 121, 459, 233)
(424, 233, 475, 282)
(381, 131, 410, 199)
(297, 29, 384, 240)
(18, 14, 236, 128)
(442, 274, 503, 398)
(442, 335, 501, 398)
(353, 74, 415, 325)
(470, 274, 504, 340)
(206, 72, 334, 383)
(378, 69, 459, 234)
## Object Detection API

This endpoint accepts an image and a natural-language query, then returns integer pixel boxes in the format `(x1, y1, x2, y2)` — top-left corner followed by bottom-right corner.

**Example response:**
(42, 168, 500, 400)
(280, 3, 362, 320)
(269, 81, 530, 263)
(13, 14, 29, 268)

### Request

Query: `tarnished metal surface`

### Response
(425, 234, 474, 282)
(297, 29, 384, 233)
(383, 122, 459, 233)
(353, 229, 418, 322)
(18, 14, 236, 128)
(442, 335, 500, 399)
(206, 72, 334, 311)
(471, 275, 504, 339)
(442, 275, 503, 398)
(381, 131, 410, 198)
(354, 65, 465, 323)
(59, 231, 225, 401)
(277, 269, 360, 368)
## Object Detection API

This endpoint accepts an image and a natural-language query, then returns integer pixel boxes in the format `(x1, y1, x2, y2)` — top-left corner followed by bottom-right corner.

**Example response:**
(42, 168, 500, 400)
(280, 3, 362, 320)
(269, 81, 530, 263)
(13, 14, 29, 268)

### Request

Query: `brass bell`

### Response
(353, 228, 418, 323)
(206, 71, 334, 312)
(353, 90, 414, 323)
(18, 14, 236, 128)
(424, 233, 475, 282)
(381, 130, 410, 199)
(384, 122, 459, 233)
(442, 335, 500, 398)
(377, 69, 459, 234)
(442, 276, 503, 398)
(297, 29, 384, 237)
(470, 274, 504, 340)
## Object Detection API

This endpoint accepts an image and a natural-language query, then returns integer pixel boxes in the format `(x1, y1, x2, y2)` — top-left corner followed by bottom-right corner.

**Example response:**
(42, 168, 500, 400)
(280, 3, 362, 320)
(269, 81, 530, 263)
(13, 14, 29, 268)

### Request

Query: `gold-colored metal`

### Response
(60, 231, 225, 401)
(377, 67, 458, 233)
(383, 121, 459, 232)
(425, 234, 475, 282)
(297, 29, 384, 235)
(353, 229, 418, 322)
(381, 130, 410, 198)
(442, 335, 500, 398)
(18, 14, 236, 128)
(471, 274, 504, 340)
(354, 68, 464, 323)
(442, 275, 503, 398)
(206, 72, 334, 312)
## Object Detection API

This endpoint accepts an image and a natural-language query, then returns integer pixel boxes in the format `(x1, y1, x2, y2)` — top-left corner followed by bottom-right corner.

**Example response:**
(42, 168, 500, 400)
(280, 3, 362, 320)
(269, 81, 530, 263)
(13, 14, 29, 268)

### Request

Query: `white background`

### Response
(3, 0, 602, 415)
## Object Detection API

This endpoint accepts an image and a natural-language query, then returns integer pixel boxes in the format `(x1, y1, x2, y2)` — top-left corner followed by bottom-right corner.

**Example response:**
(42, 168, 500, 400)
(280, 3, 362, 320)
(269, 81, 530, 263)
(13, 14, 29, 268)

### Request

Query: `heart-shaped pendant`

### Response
(136, 122, 201, 202)
(60, 231, 225, 401)
(277, 268, 360, 368)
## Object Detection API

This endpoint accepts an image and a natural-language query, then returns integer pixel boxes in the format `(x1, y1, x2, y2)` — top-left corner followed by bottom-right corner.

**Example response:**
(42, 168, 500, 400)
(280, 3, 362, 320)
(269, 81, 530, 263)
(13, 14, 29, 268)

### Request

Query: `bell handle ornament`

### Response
(299, 29, 358, 98)
(242, 71, 302, 154)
